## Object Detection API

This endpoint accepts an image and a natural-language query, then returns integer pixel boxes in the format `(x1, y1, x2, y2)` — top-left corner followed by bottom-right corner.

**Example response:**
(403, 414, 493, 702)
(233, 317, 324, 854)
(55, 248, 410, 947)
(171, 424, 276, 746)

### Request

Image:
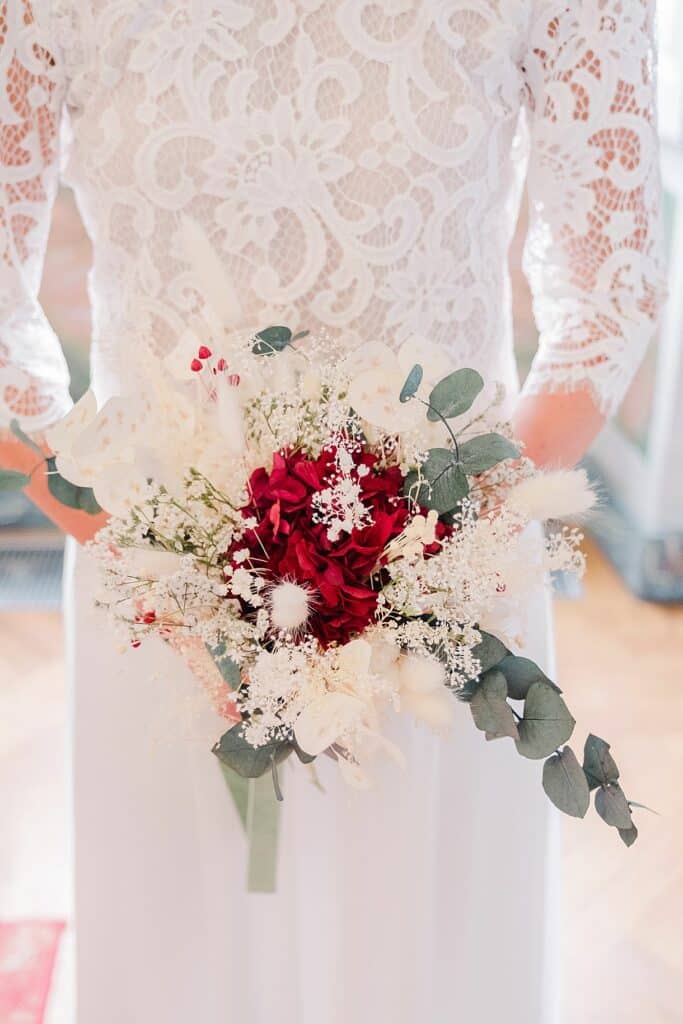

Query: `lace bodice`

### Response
(0, 0, 668, 430)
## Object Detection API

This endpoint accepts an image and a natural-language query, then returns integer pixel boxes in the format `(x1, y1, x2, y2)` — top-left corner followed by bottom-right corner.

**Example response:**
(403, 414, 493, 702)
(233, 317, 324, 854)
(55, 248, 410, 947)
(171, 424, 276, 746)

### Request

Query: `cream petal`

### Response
(348, 368, 424, 433)
(294, 692, 365, 757)
(45, 389, 98, 455)
(337, 637, 373, 677)
(397, 335, 452, 386)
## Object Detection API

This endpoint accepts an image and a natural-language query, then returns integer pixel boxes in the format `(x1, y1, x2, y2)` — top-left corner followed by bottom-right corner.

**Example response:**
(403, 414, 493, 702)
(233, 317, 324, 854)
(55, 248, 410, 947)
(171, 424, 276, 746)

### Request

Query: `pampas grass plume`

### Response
(507, 468, 596, 521)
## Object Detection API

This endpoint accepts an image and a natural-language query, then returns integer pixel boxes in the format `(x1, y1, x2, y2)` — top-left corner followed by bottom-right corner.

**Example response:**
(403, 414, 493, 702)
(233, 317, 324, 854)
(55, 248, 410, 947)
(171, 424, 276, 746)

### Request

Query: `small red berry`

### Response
(228, 373, 241, 387)
(216, 357, 228, 371)
(190, 358, 203, 372)
(131, 640, 142, 649)
(143, 611, 157, 624)
(198, 345, 212, 359)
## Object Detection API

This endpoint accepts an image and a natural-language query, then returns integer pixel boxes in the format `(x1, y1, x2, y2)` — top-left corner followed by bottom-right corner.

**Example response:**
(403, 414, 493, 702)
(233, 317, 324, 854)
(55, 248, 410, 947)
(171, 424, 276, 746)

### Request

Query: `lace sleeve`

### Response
(521, 0, 668, 417)
(0, 0, 72, 431)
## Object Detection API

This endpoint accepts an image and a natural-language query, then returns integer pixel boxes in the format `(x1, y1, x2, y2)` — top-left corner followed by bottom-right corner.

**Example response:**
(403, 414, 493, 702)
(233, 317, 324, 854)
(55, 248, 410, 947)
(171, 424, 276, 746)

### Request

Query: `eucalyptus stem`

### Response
(415, 397, 460, 461)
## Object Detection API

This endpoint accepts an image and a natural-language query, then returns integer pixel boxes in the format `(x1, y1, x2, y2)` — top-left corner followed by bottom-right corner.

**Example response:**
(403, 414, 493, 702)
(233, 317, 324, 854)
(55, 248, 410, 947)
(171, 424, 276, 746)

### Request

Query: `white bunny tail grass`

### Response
(506, 468, 597, 522)
(269, 580, 314, 633)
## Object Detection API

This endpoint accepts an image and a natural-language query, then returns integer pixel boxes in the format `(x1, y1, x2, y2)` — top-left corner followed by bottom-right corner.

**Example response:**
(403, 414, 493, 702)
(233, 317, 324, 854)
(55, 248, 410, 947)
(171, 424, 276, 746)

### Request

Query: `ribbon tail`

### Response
(219, 765, 281, 893)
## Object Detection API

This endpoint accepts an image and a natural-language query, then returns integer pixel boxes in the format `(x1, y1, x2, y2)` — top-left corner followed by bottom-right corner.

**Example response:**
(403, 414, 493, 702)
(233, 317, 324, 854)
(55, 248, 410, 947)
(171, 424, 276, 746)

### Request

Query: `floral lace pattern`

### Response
(0, 0, 668, 429)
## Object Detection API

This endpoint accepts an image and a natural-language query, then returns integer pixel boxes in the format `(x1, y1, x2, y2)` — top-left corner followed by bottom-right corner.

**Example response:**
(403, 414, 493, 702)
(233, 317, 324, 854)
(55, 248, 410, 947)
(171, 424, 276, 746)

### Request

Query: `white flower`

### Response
(294, 691, 366, 757)
(506, 469, 596, 521)
(348, 366, 423, 434)
(92, 463, 151, 519)
(45, 389, 97, 457)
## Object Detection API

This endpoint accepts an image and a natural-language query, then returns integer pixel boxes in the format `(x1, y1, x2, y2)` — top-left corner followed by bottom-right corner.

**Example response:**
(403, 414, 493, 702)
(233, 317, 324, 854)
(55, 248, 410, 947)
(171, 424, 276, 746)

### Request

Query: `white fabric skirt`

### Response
(64, 537, 560, 1024)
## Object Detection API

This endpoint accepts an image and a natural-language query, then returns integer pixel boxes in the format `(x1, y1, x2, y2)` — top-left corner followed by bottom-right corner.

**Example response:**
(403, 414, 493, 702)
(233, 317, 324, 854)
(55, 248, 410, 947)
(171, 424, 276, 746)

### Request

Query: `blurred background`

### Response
(2, 9, 683, 1022)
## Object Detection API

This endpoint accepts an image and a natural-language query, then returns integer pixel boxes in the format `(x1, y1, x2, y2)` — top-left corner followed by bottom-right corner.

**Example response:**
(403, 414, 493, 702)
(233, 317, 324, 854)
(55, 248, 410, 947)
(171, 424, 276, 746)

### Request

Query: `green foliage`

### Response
(515, 681, 575, 760)
(496, 654, 559, 701)
(595, 782, 633, 830)
(212, 724, 293, 779)
(426, 368, 483, 421)
(542, 747, 590, 818)
(403, 448, 469, 514)
(0, 469, 31, 492)
(46, 457, 102, 514)
(399, 363, 423, 403)
(582, 733, 619, 790)
(469, 669, 519, 741)
(618, 824, 639, 848)
(207, 642, 242, 687)
(458, 433, 520, 475)
(252, 325, 293, 356)
(471, 631, 509, 675)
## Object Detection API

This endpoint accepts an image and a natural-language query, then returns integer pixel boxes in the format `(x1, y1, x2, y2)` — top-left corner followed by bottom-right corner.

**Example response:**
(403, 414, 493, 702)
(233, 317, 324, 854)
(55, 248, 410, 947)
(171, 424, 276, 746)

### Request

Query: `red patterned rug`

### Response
(0, 922, 65, 1024)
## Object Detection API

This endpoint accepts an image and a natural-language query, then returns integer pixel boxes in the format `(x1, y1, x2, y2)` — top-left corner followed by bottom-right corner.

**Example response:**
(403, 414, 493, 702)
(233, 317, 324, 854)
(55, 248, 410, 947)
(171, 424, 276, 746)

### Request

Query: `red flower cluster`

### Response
(228, 448, 410, 646)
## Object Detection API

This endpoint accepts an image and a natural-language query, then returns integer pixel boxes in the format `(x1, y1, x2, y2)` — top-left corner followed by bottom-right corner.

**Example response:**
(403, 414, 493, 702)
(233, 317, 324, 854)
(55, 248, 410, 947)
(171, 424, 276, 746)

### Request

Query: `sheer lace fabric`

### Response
(0, 0, 668, 431)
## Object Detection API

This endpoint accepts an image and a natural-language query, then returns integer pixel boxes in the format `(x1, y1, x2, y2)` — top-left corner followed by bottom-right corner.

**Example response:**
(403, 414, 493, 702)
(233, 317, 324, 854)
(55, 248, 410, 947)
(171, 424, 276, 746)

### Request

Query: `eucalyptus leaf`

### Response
(426, 368, 484, 422)
(207, 642, 241, 687)
(213, 724, 292, 779)
(0, 469, 31, 493)
(469, 669, 519, 741)
(542, 747, 590, 818)
(399, 363, 423, 404)
(595, 782, 633, 830)
(515, 681, 575, 760)
(10, 418, 45, 458)
(293, 738, 316, 765)
(252, 325, 293, 355)
(497, 654, 559, 701)
(583, 733, 619, 791)
(618, 823, 639, 848)
(458, 433, 520, 475)
(46, 458, 102, 514)
(404, 448, 469, 514)
(471, 631, 508, 675)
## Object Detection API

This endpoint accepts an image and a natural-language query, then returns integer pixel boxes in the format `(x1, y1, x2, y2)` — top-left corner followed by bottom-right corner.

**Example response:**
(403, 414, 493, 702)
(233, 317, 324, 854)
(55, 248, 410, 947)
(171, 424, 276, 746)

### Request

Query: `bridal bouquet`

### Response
(4, 228, 640, 888)
(33, 318, 642, 888)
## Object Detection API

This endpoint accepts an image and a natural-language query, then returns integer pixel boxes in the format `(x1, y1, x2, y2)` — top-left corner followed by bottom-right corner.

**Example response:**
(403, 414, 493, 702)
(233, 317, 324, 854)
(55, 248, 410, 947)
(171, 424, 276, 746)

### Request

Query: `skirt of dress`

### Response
(63, 537, 561, 1024)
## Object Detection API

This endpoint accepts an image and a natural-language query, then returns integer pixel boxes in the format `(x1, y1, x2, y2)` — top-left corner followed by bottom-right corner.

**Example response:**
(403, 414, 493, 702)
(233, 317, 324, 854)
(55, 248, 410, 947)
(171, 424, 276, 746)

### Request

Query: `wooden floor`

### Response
(0, 540, 681, 1021)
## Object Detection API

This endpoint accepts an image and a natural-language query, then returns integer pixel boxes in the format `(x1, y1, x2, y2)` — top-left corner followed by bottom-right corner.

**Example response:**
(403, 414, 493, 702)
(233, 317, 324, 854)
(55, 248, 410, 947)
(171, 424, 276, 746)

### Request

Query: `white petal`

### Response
(45, 389, 97, 455)
(397, 335, 452, 386)
(92, 464, 150, 519)
(294, 692, 365, 757)
(342, 341, 396, 378)
(337, 637, 373, 677)
(348, 368, 424, 433)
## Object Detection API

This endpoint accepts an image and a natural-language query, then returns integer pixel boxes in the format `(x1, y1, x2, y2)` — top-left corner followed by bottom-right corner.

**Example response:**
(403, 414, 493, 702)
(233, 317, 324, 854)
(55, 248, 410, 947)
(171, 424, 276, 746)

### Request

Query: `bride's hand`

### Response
(0, 430, 109, 545)
(512, 387, 606, 470)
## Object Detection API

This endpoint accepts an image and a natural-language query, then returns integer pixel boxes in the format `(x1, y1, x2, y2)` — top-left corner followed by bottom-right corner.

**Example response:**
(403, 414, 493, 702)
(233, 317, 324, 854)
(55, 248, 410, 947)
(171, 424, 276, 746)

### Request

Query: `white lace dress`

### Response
(0, 2, 666, 1022)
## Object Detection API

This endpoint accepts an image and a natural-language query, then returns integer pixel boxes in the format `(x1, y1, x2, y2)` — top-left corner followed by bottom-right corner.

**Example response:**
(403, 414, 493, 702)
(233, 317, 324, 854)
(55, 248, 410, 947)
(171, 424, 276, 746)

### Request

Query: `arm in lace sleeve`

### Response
(0, 1, 72, 431)
(521, 0, 668, 418)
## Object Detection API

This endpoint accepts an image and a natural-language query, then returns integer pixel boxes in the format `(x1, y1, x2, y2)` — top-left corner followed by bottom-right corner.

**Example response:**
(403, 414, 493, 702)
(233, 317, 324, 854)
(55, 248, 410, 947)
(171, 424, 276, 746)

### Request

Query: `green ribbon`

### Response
(219, 764, 281, 892)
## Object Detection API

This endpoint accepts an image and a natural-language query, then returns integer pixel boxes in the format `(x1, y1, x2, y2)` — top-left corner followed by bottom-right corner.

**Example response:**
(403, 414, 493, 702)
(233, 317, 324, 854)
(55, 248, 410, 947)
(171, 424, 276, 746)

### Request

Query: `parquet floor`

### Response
(0, 541, 681, 1022)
